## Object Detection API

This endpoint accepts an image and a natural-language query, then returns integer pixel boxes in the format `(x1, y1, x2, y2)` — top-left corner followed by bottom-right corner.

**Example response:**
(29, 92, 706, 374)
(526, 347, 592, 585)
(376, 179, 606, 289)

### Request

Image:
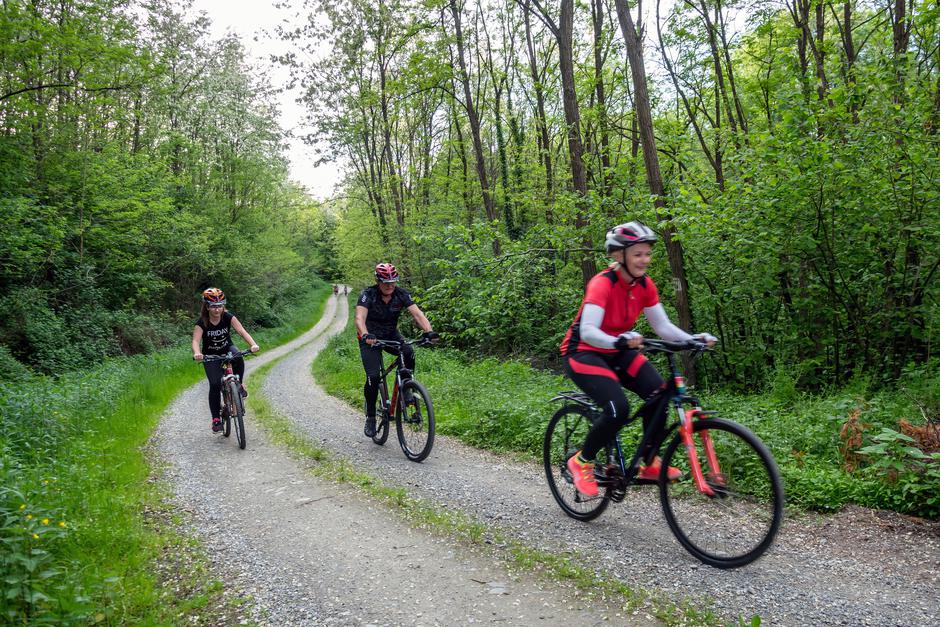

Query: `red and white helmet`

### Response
(604, 221, 657, 253)
(374, 263, 400, 283)
(202, 287, 226, 305)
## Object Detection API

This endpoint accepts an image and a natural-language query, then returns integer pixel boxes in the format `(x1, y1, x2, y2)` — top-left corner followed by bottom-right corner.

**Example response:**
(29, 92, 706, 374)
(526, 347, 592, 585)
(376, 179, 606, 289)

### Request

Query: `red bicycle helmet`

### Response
(374, 263, 400, 283)
(202, 287, 226, 305)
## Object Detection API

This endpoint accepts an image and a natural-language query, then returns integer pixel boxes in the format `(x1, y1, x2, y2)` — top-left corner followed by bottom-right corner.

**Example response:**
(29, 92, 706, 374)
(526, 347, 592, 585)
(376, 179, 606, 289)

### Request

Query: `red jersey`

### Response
(560, 268, 660, 355)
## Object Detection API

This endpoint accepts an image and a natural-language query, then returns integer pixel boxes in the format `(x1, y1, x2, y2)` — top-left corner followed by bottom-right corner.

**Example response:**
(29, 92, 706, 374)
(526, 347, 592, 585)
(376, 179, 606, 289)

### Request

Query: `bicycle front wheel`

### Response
(226, 379, 247, 450)
(396, 380, 435, 462)
(660, 417, 784, 568)
(543, 405, 611, 521)
(222, 405, 232, 438)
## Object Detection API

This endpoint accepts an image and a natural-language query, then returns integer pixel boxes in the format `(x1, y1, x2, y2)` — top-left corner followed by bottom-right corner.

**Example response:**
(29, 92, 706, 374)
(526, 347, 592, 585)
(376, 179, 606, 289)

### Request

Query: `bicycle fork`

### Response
(676, 404, 721, 497)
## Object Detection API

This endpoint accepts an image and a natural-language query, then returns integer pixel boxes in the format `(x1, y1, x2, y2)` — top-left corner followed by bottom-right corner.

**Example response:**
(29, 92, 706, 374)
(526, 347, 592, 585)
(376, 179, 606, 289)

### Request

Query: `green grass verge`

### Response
(0, 283, 331, 623)
(249, 351, 722, 626)
(311, 305, 940, 519)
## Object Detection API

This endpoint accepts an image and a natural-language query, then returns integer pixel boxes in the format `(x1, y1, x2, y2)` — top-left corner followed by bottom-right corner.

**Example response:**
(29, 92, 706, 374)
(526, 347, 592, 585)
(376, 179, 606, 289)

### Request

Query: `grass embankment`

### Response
(313, 303, 940, 519)
(0, 284, 331, 623)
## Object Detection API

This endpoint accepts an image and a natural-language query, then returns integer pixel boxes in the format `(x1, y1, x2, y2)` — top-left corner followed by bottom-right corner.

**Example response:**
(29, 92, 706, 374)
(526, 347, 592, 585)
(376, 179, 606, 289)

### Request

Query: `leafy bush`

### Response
(0, 456, 95, 623)
(0, 346, 32, 383)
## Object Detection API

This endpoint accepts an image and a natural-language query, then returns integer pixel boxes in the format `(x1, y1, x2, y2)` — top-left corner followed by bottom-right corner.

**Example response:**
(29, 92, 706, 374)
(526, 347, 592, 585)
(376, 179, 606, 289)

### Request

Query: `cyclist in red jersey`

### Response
(561, 222, 716, 497)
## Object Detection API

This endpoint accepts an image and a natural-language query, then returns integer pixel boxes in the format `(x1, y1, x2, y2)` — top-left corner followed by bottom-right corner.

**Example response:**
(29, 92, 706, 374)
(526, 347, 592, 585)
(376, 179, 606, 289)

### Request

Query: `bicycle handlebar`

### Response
(369, 337, 435, 349)
(641, 338, 709, 354)
(199, 348, 255, 363)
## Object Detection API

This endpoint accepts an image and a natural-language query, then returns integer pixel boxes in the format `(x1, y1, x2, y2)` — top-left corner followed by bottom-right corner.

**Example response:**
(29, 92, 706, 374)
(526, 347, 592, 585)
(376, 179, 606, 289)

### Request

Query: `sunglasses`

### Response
(208, 304, 224, 309)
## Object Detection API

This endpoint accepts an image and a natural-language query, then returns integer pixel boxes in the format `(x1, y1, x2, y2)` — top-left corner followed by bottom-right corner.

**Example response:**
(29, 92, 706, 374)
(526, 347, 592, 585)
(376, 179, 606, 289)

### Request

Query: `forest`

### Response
(2, 0, 937, 389)
(283, 0, 939, 391)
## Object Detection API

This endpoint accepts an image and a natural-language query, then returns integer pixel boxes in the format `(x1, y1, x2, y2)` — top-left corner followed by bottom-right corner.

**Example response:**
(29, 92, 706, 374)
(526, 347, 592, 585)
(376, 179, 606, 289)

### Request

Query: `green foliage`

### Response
(417, 222, 585, 358)
(858, 429, 940, 517)
(0, 459, 95, 622)
(304, 0, 939, 394)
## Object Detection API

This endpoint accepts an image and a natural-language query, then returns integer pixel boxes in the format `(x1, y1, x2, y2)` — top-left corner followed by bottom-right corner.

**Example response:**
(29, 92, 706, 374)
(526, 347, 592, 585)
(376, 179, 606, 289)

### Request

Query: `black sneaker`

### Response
(364, 417, 376, 438)
(212, 417, 223, 433)
(239, 385, 249, 398)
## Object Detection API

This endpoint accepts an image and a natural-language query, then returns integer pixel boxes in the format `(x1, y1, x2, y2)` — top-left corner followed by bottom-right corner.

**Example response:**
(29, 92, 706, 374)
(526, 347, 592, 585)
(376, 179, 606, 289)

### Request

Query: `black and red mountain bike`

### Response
(544, 339, 784, 568)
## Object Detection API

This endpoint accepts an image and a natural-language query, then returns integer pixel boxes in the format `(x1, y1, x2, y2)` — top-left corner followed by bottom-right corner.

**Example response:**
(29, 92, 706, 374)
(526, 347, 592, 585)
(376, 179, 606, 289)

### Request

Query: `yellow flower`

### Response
(42, 518, 49, 525)
(26, 514, 32, 520)
(59, 521, 67, 528)
(19, 504, 26, 510)
(32, 534, 39, 540)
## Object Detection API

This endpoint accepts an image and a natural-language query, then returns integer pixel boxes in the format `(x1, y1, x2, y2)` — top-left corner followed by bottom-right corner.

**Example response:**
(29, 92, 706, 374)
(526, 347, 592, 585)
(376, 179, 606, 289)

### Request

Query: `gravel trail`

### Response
(260, 294, 940, 626)
(155, 295, 642, 625)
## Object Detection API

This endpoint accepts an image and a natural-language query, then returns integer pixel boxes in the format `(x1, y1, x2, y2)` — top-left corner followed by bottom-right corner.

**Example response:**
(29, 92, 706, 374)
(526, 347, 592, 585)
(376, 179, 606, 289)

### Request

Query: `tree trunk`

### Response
(613, 0, 694, 349)
(449, 0, 500, 256)
(522, 1, 554, 209)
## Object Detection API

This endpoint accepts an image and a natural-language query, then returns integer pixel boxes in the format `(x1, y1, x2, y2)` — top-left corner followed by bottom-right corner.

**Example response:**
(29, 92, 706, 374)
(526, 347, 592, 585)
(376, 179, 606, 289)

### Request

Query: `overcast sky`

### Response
(189, 0, 342, 200)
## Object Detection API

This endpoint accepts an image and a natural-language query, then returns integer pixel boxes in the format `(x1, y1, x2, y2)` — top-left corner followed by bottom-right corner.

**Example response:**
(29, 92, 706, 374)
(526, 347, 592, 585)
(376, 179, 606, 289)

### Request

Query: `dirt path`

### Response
(155, 295, 643, 625)
(258, 294, 940, 626)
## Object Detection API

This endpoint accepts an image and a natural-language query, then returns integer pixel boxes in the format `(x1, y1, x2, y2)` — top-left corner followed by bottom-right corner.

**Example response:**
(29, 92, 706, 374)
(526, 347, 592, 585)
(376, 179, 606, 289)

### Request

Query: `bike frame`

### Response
(202, 349, 251, 411)
(556, 341, 722, 496)
(372, 340, 415, 421)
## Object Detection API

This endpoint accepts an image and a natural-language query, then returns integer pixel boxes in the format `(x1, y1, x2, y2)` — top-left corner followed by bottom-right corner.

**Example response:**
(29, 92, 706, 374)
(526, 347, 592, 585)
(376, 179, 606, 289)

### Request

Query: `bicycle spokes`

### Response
(660, 418, 783, 568)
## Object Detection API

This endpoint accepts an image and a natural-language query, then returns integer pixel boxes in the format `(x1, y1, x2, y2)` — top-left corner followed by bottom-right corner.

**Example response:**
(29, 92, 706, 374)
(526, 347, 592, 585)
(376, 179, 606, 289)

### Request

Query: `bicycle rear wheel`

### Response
(396, 380, 435, 462)
(543, 405, 611, 521)
(660, 417, 783, 568)
(372, 408, 390, 445)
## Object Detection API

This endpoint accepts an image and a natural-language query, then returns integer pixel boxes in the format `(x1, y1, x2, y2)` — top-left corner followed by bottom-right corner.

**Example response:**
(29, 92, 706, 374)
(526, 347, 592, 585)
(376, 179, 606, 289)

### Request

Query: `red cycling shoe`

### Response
(638, 456, 682, 482)
(566, 452, 599, 497)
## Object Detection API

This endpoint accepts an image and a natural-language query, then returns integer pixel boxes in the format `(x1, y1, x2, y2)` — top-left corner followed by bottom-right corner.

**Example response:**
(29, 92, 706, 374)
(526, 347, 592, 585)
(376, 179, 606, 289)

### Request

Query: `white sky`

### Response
(189, 0, 343, 201)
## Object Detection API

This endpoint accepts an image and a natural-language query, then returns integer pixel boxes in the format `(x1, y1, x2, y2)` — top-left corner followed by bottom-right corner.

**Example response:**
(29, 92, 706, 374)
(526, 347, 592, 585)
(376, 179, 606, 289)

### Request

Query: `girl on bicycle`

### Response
(356, 263, 438, 438)
(561, 222, 716, 497)
(192, 287, 260, 433)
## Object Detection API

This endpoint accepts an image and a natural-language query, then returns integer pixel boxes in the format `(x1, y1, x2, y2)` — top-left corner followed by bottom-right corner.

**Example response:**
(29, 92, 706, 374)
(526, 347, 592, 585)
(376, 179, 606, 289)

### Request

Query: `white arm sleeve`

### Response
(644, 303, 694, 342)
(579, 304, 619, 349)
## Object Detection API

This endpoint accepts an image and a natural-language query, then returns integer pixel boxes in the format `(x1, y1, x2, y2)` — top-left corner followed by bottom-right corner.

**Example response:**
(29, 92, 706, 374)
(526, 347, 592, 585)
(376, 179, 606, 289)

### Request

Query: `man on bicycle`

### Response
(356, 263, 439, 438)
(561, 222, 716, 497)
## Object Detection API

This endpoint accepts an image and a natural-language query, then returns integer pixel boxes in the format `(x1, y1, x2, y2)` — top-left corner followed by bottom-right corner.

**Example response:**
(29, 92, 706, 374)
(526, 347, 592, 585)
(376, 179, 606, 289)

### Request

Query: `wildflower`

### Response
(42, 518, 49, 525)
(59, 521, 66, 528)
(19, 504, 26, 510)
(26, 514, 32, 520)
(32, 534, 39, 540)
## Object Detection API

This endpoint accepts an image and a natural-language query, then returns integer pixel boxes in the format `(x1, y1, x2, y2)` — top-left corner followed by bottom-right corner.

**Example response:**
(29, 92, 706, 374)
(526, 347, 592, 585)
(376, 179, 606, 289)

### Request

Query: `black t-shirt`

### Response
(195, 311, 235, 355)
(357, 286, 415, 339)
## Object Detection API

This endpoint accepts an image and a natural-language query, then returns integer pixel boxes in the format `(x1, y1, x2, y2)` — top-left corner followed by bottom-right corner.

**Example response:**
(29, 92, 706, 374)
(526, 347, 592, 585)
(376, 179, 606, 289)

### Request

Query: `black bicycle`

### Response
(202, 349, 253, 449)
(369, 338, 435, 462)
(544, 339, 784, 568)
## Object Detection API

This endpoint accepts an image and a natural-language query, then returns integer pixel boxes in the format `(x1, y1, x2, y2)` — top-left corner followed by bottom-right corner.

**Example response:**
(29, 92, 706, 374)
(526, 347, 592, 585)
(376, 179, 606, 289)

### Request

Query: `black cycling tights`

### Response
(203, 349, 245, 419)
(563, 350, 665, 463)
(359, 335, 415, 418)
